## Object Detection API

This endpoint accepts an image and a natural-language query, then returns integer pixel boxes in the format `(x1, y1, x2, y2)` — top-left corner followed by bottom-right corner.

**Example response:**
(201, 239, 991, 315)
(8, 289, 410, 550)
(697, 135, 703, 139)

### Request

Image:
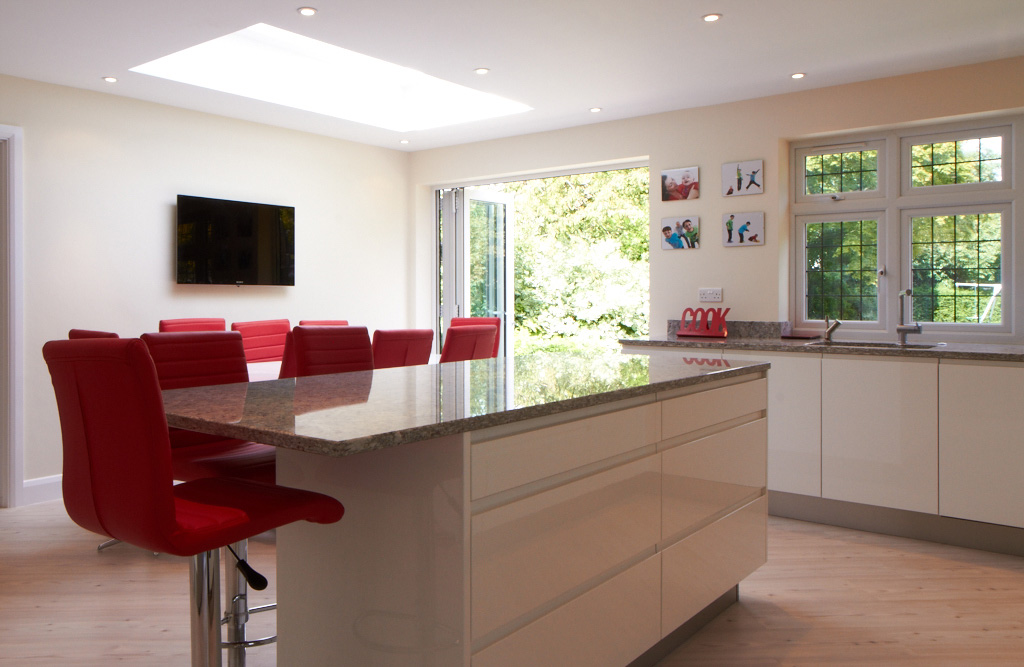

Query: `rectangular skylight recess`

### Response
(130, 23, 531, 132)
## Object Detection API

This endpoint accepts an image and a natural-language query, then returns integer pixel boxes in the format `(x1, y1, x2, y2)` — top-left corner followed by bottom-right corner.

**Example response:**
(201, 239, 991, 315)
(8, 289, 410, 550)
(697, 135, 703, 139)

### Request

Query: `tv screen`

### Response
(176, 195, 295, 285)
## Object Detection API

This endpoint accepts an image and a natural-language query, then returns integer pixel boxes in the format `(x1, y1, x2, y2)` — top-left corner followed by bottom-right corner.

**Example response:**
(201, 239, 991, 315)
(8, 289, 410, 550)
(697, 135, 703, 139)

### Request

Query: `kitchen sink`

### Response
(803, 340, 940, 350)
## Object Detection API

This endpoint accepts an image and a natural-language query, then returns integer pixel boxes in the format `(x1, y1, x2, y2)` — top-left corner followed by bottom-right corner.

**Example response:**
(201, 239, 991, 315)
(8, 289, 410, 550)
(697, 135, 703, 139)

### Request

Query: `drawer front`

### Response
(661, 378, 766, 441)
(662, 418, 766, 540)
(661, 496, 767, 635)
(471, 554, 661, 667)
(471, 403, 660, 499)
(471, 455, 660, 642)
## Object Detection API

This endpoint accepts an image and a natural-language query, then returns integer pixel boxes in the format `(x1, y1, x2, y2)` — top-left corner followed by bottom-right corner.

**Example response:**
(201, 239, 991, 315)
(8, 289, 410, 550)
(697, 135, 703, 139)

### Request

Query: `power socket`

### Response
(698, 288, 723, 303)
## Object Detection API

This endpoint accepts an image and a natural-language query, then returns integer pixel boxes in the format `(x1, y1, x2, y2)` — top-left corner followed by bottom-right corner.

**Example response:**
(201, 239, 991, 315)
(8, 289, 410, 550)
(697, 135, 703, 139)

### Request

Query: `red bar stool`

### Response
(298, 319, 349, 326)
(449, 316, 501, 357)
(159, 318, 227, 332)
(279, 325, 374, 378)
(68, 329, 119, 339)
(371, 328, 433, 369)
(439, 324, 497, 363)
(230, 319, 290, 363)
(42, 338, 344, 666)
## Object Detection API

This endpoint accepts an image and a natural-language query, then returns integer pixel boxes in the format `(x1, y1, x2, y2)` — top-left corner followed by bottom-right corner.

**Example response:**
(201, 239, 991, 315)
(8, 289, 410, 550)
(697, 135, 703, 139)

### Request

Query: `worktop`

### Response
(163, 350, 770, 666)
(620, 333, 1024, 362)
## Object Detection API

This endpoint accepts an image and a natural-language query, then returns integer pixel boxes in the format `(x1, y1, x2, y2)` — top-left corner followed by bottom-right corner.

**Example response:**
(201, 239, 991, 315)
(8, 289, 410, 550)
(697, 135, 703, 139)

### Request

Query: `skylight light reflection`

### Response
(130, 23, 531, 132)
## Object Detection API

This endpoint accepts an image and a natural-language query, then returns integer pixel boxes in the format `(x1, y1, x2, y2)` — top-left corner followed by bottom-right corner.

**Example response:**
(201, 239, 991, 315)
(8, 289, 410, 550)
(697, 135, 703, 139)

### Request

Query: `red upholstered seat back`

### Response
(231, 319, 290, 362)
(286, 326, 374, 378)
(42, 338, 344, 557)
(439, 324, 497, 363)
(42, 338, 178, 548)
(141, 331, 250, 390)
(449, 317, 501, 358)
(68, 329, 119, 339)
(371, 329, 433, 369)
(158, 318, 226, 332)
(298, 320, 349, 326)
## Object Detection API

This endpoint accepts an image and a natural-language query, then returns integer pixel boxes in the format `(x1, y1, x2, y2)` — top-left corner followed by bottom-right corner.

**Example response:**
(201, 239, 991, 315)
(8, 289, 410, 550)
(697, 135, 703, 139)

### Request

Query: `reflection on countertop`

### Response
(163, 349, 768, 458)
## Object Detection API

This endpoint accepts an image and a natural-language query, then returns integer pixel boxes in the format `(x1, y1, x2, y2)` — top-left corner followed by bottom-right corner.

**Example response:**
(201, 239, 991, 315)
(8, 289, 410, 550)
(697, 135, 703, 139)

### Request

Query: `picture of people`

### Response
(661, 167, 700, 201)
(661, 216, 700, 250)
(721, 159, 764, 196)
(722, 212, 764, 246)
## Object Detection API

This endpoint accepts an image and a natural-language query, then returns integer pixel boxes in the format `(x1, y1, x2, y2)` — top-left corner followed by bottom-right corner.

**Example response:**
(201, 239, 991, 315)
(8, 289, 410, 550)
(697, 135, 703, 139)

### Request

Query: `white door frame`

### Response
(1, 125, 25, 508)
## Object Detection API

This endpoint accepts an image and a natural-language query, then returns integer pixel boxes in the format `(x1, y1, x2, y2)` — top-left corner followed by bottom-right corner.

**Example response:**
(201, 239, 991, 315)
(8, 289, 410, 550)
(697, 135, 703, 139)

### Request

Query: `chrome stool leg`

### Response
(224, 541, 248, 667)
(189, 549, 222, 667)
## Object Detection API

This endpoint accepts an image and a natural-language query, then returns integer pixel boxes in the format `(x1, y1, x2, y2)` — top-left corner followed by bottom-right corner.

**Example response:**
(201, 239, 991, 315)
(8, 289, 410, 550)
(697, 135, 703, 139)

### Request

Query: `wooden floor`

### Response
(2, 501, 1023, 666)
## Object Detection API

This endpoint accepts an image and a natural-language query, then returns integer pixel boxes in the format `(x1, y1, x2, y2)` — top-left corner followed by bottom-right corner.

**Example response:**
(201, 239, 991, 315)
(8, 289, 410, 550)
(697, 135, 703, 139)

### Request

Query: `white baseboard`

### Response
(20, 474, 62, 506)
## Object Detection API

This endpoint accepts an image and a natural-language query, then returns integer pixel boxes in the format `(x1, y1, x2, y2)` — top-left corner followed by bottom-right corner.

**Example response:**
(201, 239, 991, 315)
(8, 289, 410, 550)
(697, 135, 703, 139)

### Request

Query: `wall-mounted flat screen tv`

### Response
(176, 195, 295, 285)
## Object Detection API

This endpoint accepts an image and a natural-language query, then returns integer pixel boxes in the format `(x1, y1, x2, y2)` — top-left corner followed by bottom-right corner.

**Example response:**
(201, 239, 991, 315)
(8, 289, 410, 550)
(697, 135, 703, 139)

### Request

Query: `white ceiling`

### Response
(3, 0, 1024, 151)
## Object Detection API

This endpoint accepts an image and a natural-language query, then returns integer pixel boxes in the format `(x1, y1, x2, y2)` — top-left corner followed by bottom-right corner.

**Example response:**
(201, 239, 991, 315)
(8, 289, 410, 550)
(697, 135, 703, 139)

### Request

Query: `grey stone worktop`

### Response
(621, 330, 1024, 363)
(162, 349, 769, 459)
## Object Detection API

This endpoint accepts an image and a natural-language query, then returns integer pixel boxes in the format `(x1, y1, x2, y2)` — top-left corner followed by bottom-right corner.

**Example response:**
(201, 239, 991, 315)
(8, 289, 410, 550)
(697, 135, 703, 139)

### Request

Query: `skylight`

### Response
(130, 23, 531, 132)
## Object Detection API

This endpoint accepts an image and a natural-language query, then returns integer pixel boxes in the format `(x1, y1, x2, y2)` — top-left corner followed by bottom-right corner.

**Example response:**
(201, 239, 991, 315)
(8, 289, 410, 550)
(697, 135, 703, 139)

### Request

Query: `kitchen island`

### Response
(163, 350, 769, 666)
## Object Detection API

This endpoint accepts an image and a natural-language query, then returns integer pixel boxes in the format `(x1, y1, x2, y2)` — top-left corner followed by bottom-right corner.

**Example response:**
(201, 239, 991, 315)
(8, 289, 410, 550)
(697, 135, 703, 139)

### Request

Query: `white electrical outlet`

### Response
(699, 288, 723, 303)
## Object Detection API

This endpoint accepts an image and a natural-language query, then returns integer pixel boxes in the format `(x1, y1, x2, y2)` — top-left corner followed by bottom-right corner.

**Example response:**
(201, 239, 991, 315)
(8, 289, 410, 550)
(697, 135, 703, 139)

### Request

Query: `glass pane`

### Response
(805, 219, 877, 322)
(911, 144, 933, 166)
(912, 166, 932, 187)
(911, 135, 1003, 188)
(806, 175, 823, 195)
(909, 210, 1002, 324)
(805, 155, 823, 175)
(822, 153, 842, 174)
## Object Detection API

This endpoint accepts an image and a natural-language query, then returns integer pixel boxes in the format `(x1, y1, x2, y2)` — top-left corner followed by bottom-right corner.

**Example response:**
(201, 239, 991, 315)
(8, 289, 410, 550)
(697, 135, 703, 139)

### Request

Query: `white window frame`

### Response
(900, 124, 1012, 197)
(794, 138, 887, 204)
(791, 114, 1021, 343)
(794, 210, 888, 333)
(901, 203, 1012, 335)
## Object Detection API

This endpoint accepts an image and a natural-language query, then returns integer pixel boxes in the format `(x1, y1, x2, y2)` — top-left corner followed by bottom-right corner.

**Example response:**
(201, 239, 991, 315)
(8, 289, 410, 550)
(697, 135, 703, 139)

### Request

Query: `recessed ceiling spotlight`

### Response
(400, 139, 410, 144)
(474, 68, 490, 75)
(791, 72, 806, 79)
(703, 13, 722, 22)
(102, 76, 118, 83)
(590, 107, 602, 113)
(297, 7, 317, 17)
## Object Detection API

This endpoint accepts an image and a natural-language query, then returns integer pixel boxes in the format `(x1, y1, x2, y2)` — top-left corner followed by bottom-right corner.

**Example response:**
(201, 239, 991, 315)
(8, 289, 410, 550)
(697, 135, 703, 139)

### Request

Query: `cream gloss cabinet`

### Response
(821, 355, 939, 513)
(938, 359, 1024, 529)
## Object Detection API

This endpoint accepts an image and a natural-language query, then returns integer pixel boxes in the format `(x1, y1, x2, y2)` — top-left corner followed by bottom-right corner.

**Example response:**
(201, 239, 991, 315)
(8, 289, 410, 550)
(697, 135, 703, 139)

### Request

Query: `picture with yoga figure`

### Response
(722, 212, 764, 247)
(721, 159, 763, 196)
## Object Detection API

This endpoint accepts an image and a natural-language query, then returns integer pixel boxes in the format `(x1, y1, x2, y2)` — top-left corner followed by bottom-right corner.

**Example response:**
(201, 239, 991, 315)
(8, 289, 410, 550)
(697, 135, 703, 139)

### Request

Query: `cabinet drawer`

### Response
(661, 496, 766, 635)
(662, 418, 766, 540)
(661, 378, 766, 441)
(471, 403, 660, 499)
(471, 455, 660, 642)
(471, 554, 661, 667)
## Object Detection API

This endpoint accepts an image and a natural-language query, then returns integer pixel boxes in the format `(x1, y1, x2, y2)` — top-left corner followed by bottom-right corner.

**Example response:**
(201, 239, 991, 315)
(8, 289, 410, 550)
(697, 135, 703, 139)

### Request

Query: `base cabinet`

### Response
(727, 351, 822, 496)
(939, 360, 1024, 528)
(821, 355, 938, 513)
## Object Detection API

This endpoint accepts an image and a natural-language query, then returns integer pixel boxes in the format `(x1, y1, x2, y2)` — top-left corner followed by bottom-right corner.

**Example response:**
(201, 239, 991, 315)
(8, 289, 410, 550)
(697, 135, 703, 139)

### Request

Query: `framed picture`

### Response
(660, 216, 700, 250)
(722, 159, 763, 196)
(723, 212, 764, 246)
(661, 166, 700, 201)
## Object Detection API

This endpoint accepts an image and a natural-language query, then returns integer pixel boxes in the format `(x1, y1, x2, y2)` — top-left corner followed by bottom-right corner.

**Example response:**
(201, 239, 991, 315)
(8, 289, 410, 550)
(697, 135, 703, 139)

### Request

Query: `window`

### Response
(795, 139, 885, 203)
(792, 117, 1018, 341)
(901, 125, 1011, 196)
(907, 206, 1007, 325)
(803, 217, 880, 322)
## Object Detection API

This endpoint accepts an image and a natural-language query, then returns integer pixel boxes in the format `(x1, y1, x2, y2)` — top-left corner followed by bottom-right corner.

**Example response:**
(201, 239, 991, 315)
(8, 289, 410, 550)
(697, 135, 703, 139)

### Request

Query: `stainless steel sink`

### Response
(803, 340, 939, 350)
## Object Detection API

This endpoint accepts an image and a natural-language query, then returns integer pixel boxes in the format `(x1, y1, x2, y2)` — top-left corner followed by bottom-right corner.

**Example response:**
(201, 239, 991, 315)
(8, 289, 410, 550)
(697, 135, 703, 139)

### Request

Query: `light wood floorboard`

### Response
(2, 501, 1023, 665)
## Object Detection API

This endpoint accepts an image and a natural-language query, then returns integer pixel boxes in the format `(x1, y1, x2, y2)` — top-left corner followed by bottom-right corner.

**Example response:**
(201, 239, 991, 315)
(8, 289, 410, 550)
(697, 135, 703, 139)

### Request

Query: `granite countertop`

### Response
(162, 349, 769, 458)
(621, 332, 1024, 362)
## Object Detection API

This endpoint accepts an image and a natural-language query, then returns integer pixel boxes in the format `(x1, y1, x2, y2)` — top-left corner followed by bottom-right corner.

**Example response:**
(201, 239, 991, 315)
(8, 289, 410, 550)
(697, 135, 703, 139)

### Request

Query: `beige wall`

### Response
(411, 56, 1024, 335)
(0, 74, 414, 481)
(6, 55, 1024, 492)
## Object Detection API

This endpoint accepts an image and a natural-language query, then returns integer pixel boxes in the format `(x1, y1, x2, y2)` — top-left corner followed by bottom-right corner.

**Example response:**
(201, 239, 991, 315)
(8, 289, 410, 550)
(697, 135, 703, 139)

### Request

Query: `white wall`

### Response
(411, 56, 1024, 336)
(0, 74, 414, 485)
